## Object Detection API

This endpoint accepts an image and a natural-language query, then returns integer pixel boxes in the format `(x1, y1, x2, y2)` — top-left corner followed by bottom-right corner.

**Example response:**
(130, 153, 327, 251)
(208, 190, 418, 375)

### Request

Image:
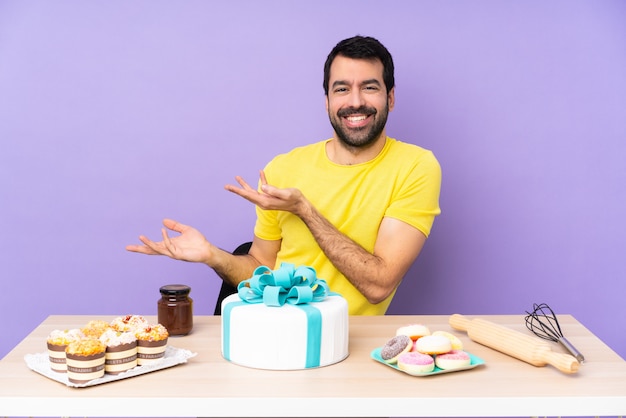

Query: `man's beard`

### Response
(329, 104, 389, 149)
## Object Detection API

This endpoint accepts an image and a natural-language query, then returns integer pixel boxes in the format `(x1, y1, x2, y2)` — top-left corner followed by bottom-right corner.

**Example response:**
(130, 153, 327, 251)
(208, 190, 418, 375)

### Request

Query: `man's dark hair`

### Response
(323, 35, 395, 96)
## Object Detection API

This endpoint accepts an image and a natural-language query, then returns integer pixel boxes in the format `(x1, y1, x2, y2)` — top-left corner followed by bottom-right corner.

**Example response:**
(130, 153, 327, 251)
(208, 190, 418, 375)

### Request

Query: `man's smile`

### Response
(338, 106, 376, 129)
(344, 114, 371, 128)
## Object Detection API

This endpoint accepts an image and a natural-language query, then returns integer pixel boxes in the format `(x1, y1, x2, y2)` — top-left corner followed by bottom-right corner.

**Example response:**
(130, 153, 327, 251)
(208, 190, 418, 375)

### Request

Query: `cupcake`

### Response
(135, 324, 169, 365)
(99, 329, 138, 375)
(110, 315, 149, 333)
(81, 320, 112, 339)
(46, 329, 85, 373)
(65, 339, 106, 384)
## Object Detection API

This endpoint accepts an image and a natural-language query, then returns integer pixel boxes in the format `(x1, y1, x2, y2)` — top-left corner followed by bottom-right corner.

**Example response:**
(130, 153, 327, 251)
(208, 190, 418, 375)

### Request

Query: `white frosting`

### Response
(99, 329, 137, 347)
(221, 293, 349, 370)
(110, 315, 149, 332)
(47, 328, 85, 344)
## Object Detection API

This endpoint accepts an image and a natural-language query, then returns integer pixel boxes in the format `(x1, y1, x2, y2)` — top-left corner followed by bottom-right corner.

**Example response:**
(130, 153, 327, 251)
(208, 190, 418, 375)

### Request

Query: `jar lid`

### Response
(159, 284, 191, 295)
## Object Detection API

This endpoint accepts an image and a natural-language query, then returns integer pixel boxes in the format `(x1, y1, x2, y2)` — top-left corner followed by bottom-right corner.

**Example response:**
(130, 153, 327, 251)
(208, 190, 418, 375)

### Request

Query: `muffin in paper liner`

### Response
(104, 341, 137, 374)
(136, 338, 168, 365)
(81, 320, 112, 339)
(135, 324, 169, 366)
(46, 328, 85, 373)
(100, 329, 138, 374)
(110, 315, 149, 333)
(66, 351, 106, 384)
(47, 341, 68, 373)
(65, 339, 107, 384)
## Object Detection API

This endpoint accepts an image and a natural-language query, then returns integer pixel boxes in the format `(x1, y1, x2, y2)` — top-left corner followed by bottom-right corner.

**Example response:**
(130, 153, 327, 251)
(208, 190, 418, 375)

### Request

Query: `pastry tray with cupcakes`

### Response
(24, 315, 197, 388)
(25, 345, 196, 387)
(371, 323, 485, 377)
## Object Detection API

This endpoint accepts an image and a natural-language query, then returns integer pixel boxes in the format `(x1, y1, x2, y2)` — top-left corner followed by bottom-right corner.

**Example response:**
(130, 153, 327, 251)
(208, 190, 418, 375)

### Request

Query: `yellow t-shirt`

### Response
(254, 137, 441, 315)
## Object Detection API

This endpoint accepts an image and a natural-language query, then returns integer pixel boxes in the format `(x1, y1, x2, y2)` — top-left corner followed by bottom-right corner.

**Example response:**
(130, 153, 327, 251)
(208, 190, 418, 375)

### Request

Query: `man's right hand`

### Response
(126, 218, 213, 264)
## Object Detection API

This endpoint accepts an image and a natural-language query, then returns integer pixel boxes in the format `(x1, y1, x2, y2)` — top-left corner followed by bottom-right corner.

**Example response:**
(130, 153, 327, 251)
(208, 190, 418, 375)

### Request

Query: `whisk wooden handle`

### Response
(449, 314, 579, 374)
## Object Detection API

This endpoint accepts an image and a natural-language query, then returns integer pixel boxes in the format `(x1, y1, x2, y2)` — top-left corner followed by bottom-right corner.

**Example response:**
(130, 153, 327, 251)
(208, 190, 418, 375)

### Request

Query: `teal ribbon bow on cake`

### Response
(237, 262, 330, 306)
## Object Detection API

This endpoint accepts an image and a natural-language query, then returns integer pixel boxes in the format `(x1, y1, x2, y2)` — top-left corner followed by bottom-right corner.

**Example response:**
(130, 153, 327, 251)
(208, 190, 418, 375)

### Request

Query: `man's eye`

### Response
(334, 87, 348, 93)
(364, 86, 379, 91)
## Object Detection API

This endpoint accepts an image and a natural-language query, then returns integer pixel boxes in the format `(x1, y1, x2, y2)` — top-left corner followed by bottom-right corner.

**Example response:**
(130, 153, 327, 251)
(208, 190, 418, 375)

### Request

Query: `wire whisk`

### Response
(525, 303, 585, 363)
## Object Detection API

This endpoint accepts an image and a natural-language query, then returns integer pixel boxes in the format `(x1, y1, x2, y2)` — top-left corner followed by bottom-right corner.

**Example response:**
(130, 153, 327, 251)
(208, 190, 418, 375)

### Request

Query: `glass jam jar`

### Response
(158, 284, 193, 336)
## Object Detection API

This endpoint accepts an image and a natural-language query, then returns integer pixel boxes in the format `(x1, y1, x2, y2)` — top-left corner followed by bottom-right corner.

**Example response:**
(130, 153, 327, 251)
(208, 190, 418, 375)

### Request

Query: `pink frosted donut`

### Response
(435, 349, 471, 370)
(380, 335, 412, 364)
(396, 324, 431, 341)
(414, 335, 452, 355)
(397, 352, 435, 375)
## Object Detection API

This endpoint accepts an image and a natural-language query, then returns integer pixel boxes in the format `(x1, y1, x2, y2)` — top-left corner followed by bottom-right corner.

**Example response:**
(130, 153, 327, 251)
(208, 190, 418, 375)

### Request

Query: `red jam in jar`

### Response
(158, 284, 193, 336)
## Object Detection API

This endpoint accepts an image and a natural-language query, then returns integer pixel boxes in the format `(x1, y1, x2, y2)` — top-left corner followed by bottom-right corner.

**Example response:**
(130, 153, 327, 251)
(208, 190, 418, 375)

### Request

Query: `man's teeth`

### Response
(347, 115, 366, 122)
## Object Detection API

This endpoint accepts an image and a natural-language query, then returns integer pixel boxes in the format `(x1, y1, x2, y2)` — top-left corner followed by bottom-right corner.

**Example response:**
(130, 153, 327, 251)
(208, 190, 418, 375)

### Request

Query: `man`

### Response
(126, 35, 441, 315)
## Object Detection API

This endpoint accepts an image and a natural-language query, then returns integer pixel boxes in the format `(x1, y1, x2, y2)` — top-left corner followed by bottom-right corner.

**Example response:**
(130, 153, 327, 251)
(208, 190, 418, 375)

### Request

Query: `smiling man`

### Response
(127, 36, 441, 315)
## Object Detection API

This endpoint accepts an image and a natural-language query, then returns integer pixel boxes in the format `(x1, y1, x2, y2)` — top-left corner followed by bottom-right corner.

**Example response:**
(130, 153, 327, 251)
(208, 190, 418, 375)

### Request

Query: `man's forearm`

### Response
(296, 201, 389, 304)
(208, 247, 262, 288)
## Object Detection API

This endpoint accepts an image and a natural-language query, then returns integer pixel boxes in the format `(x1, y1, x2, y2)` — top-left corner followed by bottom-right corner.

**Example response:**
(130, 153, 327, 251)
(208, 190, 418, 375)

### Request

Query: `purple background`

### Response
(1, 0, 625, 361)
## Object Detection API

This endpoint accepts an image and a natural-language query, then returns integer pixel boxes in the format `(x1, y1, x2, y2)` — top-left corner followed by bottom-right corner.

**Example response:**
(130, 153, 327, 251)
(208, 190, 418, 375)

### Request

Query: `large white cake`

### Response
(220, 264, 349, 370)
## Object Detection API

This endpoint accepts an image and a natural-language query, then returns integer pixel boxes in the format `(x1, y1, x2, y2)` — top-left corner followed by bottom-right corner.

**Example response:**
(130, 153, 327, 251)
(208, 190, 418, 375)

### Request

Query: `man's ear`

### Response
(387, 87, 395, 111)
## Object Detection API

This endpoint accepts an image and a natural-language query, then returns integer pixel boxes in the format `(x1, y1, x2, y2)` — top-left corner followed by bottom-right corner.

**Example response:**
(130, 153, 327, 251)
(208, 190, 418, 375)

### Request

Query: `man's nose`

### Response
(347, 89, 365, 108)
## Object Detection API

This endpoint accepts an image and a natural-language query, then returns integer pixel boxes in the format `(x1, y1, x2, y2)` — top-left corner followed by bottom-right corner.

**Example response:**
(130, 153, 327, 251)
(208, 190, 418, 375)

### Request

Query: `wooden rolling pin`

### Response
(449, 314, 579, 374)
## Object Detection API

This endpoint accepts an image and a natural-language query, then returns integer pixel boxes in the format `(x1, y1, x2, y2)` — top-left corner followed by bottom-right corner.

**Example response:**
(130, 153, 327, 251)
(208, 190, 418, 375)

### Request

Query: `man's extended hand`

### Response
(224, 170, 308, 215)
(126, 218, 212, 263)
